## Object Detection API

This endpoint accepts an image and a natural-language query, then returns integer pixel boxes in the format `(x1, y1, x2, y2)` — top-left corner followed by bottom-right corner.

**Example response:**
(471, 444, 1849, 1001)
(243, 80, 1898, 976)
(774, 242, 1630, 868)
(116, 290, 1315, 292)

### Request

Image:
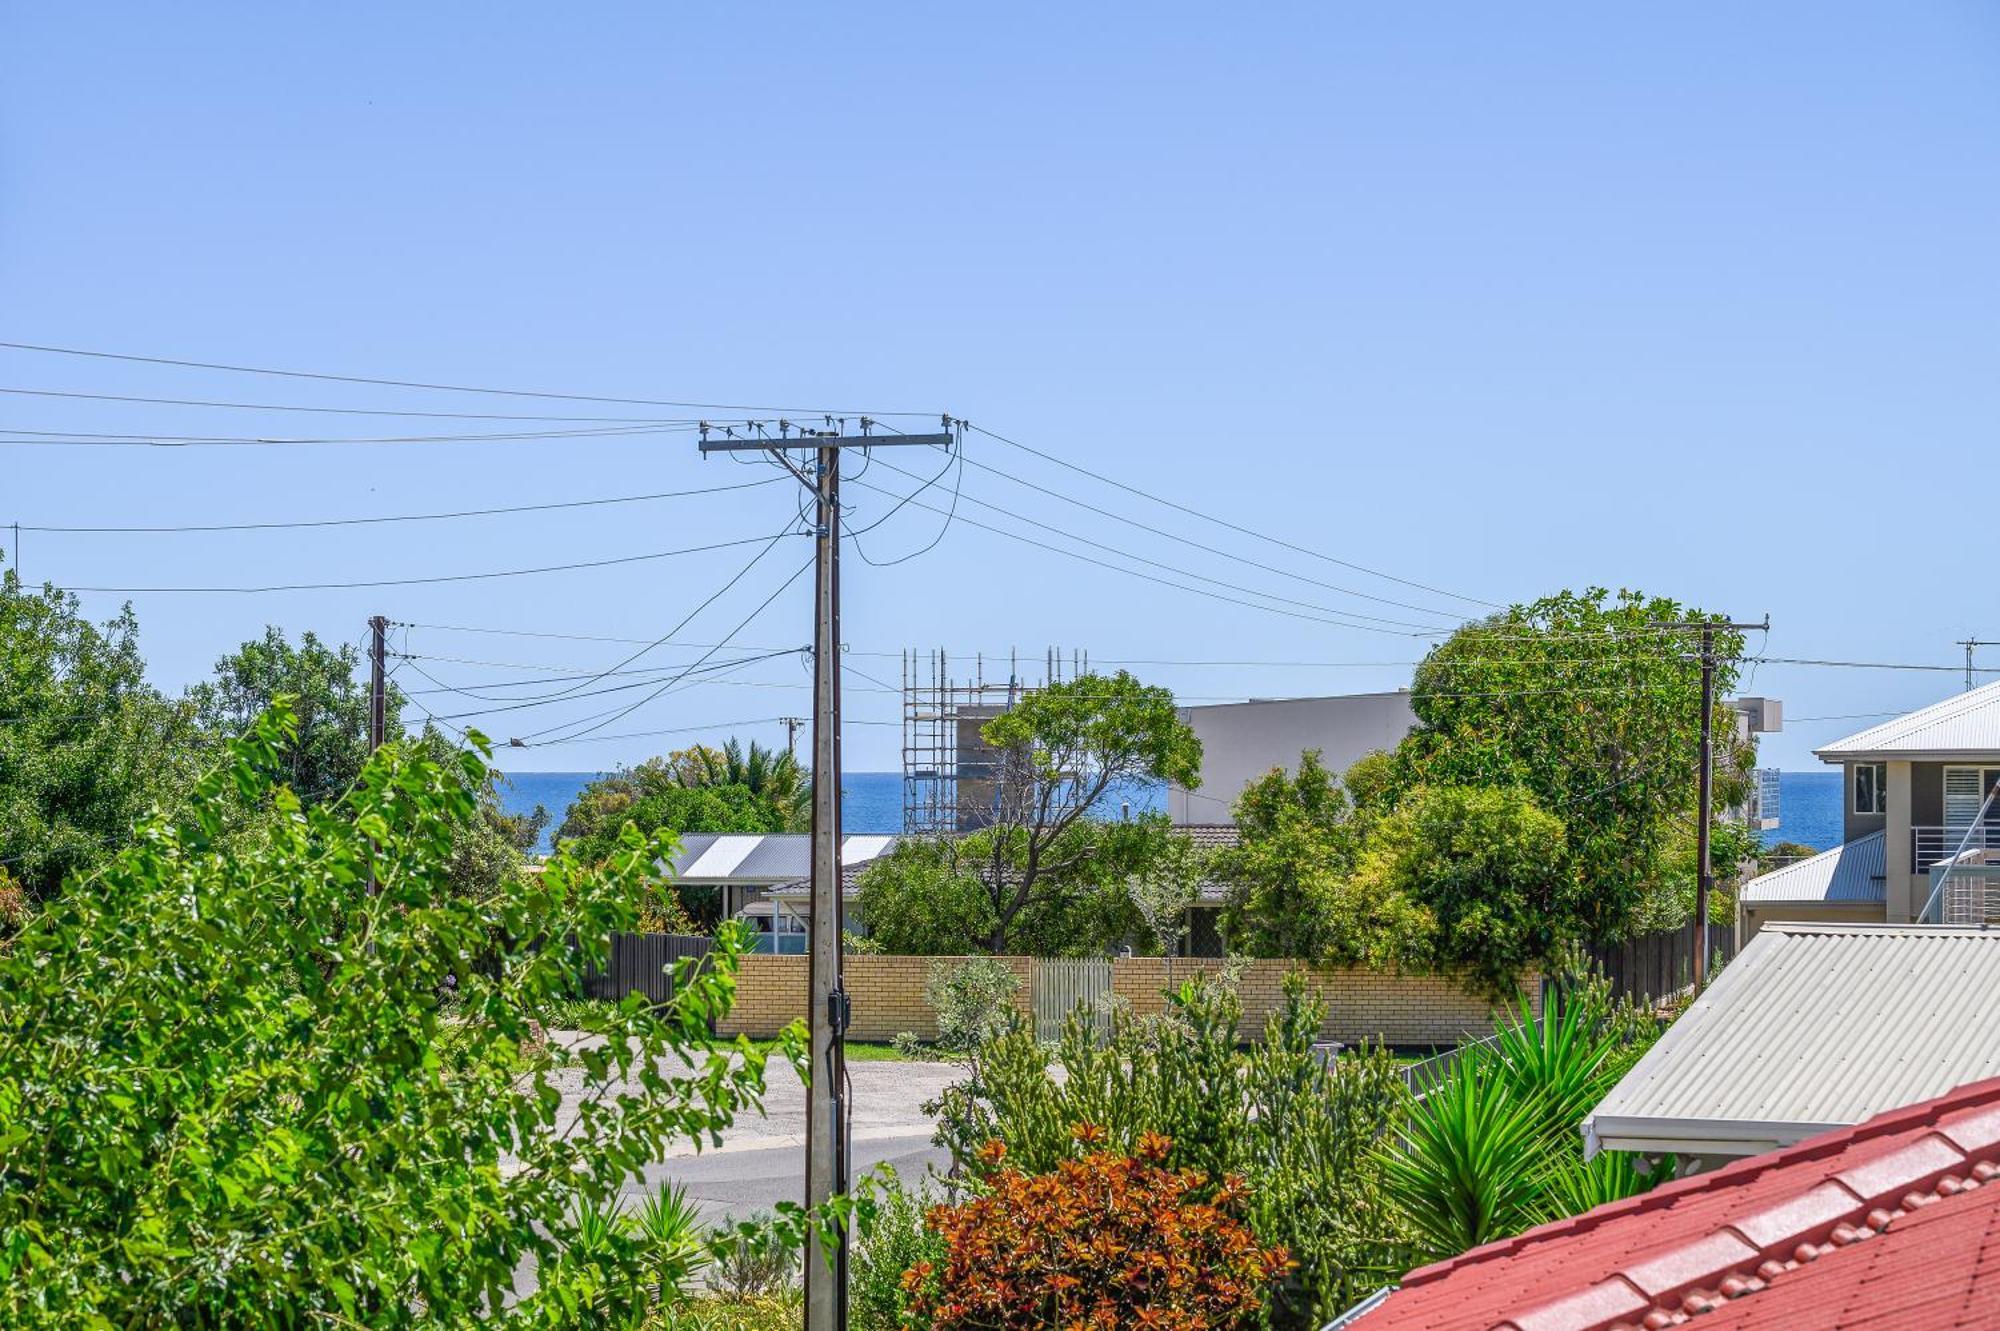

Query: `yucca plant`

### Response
(1487, 989, 1625, 1146)
(1537, 1148, 1674, 1223)
(1377, 1043, 1549, 1263)
(634, 1182, 710, 1305)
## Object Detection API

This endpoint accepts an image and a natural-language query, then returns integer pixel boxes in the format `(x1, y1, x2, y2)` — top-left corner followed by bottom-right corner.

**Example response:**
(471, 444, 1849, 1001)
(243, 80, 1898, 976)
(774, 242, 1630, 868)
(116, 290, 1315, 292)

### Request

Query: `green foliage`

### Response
(706, 1212, 800, 1301)
(0, 704, 794, 1329)
(1380, 984, 1670, 1266)
(661, 739, 809, 833)
(1391, 588, 1753, 944)
(848, 1169, 944, 1331)
(189, 625, 400, 808)
(858, 818, 1159, 957)
(1218, 750, 1425, 965)
(0, 571, 201, 899)
(1351, 784, 1573, 996)
(926, 956, 1023, 1053)
(930, 971, 1409, 1328)
(1129, 830, 1210, 958)
(557, 749, 798, 875)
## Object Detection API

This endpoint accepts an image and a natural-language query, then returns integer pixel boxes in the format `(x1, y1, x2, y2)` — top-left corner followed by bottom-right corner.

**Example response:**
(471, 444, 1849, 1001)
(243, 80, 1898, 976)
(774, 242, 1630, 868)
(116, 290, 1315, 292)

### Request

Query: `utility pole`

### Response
(1957, 639, 1998, 693)
(368, 615, 390, 753)
(780, 716, 805, 759)
(1655, 615, 1768, 994)
(701, 415, 955, 1331)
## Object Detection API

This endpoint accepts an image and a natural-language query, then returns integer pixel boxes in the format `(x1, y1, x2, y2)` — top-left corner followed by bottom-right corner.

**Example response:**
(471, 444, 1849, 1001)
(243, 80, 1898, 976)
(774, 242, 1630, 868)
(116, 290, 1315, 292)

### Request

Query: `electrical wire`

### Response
(16, 476, 785, 533)
(519, 557, 814, 745)
(847, 474, 1451, 636)
(0, 385, 693, 424)
(860, 463, 1447, 631)
(969, 422, 1502, 609)
(845, 433, 966, 567)
(51, 533, 780, 595)
(0, 423, 696, 448)
(0, 339, 938, 416)
(947, 452, 1469, 622)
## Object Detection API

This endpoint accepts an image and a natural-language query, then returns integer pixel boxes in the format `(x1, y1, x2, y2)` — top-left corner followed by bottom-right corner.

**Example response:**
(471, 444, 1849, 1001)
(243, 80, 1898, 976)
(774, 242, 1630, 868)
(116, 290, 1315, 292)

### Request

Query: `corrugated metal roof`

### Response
(1738, 832, 1885, 904)
(677, 833, 897, 885)
(1584, 924, 2000, 1158)
(1815, 679, 2000, 759)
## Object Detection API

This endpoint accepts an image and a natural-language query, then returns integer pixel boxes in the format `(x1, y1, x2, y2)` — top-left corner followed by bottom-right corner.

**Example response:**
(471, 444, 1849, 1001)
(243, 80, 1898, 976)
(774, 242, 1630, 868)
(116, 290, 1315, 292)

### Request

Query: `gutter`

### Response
(1583, 1114, 1851, 1161)
(1321, 1287, 1394, 1329)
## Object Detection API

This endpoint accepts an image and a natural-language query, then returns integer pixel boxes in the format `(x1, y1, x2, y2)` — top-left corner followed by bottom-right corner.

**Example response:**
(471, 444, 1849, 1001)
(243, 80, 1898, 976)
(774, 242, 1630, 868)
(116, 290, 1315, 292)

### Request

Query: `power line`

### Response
(401, 647, 800, 721)
(51, 532, 782, 595)
(0, 423, 696, 448)
(847, 475, 1450, 637)
(15, 476, 785, 533)
(863, 459, 1448, 631)
(519, 556, 815, 745)
(0, 339, 937, 416)
(969, 422, 1502, 610)
(945, 452, 1469, 622)
(0, 385, 693, 424)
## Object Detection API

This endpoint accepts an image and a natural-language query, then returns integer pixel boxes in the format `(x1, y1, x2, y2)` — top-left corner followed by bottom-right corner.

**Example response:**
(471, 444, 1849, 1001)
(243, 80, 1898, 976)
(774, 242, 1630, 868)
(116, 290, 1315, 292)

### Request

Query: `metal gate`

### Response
(580, 932, 714, 1005)
(1032, 958, 1114, 1042)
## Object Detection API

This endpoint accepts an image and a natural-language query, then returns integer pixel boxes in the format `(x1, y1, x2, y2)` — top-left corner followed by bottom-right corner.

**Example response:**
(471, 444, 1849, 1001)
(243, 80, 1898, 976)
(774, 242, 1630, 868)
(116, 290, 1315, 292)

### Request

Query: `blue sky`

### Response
(5, 3, 1998, 773)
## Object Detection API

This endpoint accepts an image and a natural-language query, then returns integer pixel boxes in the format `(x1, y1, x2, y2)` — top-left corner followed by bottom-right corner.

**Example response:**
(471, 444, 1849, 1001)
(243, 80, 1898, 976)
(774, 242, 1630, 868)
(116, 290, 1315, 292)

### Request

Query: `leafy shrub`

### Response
(709, 1211, 800, 1301)
(910, 955, 1021, 1056)
(908, 1127, 1289, 1331)
(0, 705, 792, 1329)
(0, 867, 25, 943)
(929, 970, 1407, 1328)
(849, 1168, 945, 1330)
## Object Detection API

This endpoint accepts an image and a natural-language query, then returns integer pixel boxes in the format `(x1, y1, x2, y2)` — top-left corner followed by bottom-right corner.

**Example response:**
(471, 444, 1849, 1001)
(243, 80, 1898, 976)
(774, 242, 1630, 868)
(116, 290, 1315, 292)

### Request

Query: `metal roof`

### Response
(668, 833, 897, 884)
(1815, 679, 2000, 761)
(1737, 832, 1885, 905)
(1584, 923, 2000, 1159)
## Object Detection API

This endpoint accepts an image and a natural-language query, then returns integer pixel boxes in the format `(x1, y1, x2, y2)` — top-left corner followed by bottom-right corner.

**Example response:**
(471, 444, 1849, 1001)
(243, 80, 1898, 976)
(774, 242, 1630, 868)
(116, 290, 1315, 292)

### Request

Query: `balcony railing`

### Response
(1919, 854, 2000, 925)
(1913, 824, 2000, 870)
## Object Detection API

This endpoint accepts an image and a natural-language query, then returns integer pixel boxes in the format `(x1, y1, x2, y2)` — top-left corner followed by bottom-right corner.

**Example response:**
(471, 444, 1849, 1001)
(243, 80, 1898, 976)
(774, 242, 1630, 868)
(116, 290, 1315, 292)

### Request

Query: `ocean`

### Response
(499, 769, 1845, 855)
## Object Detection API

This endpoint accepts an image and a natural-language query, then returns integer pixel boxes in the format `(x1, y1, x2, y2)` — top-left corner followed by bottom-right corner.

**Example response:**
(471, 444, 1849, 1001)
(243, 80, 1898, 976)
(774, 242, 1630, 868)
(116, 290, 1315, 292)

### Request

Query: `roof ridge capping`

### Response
(1482, 1076, 2000, 1331)
(1815, 676, 2000, 758)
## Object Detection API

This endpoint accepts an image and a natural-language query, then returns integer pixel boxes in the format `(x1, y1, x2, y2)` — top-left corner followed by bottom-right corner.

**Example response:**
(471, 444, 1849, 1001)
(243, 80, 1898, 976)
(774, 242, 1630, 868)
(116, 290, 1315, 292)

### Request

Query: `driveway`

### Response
(545, 1036, 968, 1227)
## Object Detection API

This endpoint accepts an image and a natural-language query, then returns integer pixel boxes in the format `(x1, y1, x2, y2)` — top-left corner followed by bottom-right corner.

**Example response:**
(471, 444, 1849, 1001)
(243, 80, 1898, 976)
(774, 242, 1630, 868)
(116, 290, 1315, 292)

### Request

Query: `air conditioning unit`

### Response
(1731, 697, 1783, 733)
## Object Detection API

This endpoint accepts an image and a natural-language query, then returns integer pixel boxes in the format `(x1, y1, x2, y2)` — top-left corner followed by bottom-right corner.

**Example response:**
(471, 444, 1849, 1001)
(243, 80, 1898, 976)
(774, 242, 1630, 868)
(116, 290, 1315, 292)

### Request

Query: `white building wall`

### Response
(1168, 692, 1418, 824)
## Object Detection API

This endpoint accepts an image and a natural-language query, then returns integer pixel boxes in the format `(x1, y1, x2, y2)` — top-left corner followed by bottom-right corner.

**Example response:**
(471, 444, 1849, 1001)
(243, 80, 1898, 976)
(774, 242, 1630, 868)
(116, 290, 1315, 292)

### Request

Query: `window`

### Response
(1853, 762, 1887, 816)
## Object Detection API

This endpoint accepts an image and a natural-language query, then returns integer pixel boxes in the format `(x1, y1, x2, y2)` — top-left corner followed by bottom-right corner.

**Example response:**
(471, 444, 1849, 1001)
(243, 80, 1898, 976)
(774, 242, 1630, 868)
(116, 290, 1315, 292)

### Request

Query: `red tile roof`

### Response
(1357, 1076, 2000, 1331)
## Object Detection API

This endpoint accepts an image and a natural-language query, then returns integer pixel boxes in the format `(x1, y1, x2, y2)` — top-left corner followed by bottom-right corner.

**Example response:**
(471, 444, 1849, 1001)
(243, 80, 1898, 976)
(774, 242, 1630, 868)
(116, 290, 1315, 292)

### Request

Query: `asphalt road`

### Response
(547, 1036, 968, 1227)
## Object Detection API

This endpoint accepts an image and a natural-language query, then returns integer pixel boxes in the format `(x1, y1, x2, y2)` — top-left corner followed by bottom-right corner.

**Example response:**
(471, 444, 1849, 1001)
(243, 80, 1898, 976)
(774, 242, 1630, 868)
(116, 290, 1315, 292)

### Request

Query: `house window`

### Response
(1853, 763, 1887, 816)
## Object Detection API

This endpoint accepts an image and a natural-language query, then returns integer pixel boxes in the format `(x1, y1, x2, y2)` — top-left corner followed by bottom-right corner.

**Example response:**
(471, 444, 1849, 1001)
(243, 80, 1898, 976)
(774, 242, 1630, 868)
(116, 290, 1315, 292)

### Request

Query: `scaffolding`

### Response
(901, 646, 1089, 835)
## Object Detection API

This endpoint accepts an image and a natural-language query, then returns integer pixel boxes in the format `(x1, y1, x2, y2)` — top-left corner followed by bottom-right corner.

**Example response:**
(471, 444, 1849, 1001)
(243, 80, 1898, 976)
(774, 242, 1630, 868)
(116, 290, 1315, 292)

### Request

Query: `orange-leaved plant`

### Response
(906, 1125, 1292, 1331)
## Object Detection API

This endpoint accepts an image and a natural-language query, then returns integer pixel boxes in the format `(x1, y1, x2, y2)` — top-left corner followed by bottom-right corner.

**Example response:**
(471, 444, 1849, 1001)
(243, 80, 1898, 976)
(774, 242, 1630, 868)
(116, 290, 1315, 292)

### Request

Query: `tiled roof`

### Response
(1582, 925, 2000, 1160)
(1179, 823, 1242, 850)
(1737, 832, 1885, 905)
(1815, 678, 2000, 760)
(1356, 1075, 2000, 1331)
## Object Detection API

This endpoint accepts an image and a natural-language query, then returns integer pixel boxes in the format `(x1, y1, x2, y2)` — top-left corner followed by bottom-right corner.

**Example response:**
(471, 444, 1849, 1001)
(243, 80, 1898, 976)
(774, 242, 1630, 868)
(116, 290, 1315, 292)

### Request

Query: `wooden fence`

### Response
(1584, 924, 1737, 1003)
(580, 932, 714, 1005)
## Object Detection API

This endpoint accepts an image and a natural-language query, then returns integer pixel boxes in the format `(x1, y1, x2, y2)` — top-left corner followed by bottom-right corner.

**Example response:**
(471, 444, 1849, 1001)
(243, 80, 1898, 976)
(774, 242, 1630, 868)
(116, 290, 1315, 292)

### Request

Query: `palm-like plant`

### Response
(673, 738, 810, 831)
(1378, 1043, 1549, 1261)
(633, 1181, 709, 1304)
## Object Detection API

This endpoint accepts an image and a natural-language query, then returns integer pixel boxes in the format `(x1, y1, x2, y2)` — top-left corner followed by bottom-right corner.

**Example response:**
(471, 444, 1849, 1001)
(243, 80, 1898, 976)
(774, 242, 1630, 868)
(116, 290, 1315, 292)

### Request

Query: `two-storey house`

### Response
(1740, 680, 2000, 936)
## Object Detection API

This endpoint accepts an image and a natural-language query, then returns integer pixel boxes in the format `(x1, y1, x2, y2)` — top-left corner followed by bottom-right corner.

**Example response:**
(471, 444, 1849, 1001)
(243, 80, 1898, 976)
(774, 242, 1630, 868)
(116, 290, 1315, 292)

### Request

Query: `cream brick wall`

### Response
(717, 953, 1529, 1049)
(1111, 958, 1535, 1048)
(717, 954, 1034, 1042)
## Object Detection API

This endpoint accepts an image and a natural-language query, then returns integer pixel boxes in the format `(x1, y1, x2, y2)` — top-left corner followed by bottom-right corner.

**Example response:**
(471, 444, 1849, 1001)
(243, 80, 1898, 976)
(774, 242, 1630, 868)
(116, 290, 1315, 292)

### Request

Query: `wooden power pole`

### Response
(368, 615, 390, 753)
(700, 416, 955, 1331)
(1656, 615, 1768, 994)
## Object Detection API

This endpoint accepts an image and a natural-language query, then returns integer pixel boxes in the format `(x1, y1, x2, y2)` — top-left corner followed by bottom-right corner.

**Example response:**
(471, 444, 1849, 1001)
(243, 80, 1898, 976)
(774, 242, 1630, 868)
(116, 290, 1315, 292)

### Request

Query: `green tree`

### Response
(858, 819, 1157, 957)
(1129, 831, 1210, 958)
(188, 625, 399, 807)
(966, 671, 1202, 952)
(0, 705, 795, 1328)
(0, 570, 199, 900)
(1391, 588, 1752, 943)
(1351, 784, 1573, 995)
(663, 738, 809, 832)
(558, 770, 790, 863)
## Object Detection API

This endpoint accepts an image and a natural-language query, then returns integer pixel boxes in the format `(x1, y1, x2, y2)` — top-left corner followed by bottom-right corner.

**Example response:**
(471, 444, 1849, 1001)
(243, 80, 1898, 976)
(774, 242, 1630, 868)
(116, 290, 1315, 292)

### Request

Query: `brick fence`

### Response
(716, 952, 1528, 1048)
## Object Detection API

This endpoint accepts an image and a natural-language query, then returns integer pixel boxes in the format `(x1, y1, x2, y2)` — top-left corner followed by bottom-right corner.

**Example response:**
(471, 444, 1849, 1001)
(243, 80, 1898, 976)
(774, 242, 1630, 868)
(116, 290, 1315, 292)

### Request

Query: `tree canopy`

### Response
(0, 571, 200, 900)
(1391, 587, 1752, 943)
(188, 625, 401, 808)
